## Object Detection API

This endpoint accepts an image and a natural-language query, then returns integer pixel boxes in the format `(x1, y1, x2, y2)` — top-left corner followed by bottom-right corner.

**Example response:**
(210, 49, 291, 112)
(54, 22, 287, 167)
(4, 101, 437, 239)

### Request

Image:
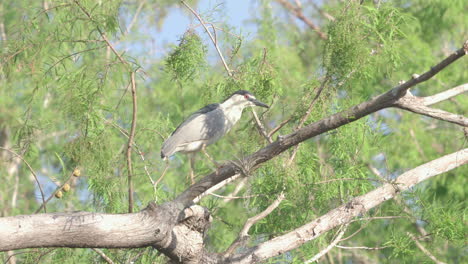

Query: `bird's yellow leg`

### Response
(189, 153, 196, 184)
(202, 144, 220, 174)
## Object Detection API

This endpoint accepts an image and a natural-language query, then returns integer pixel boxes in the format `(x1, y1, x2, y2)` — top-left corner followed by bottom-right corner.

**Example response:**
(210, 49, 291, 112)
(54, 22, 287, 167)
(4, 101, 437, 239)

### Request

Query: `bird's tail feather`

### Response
(160, 138, 177, 159)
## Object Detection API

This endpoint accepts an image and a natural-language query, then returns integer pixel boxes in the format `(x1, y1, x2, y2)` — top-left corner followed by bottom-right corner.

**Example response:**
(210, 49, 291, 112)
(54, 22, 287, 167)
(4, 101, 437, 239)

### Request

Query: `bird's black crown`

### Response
(222, 90, 254, 103)
(230, 90, 253, 97)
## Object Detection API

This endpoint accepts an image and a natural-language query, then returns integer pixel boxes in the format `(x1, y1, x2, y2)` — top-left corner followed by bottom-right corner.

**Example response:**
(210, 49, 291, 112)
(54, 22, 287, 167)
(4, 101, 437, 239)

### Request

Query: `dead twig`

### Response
(225, 192, 285, 255)
(336, 245, 390, 250)
(92, 248, 115, 264)
(267, 117, 292, 138)
(305, 224, 349, 263)
(252, 108, 273, 143)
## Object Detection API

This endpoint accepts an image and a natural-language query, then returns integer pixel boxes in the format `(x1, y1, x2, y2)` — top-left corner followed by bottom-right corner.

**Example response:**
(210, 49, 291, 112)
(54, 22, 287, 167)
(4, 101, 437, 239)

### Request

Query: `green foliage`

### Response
(324, 2, 411, 96)
(423, 203, 466, 242)
(165, 31, 207, 81)
(0, 0, 466, 263)
(385, 231, 414, 258)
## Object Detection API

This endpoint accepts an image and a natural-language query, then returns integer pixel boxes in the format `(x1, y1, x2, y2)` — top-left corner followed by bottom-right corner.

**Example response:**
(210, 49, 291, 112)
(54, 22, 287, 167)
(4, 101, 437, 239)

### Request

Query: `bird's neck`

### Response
(220, 100, 247, 125)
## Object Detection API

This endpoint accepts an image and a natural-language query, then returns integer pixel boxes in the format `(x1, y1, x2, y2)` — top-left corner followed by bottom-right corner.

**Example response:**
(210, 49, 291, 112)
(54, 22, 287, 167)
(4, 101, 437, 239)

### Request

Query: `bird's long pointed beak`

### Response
(251, 98, 269, 108)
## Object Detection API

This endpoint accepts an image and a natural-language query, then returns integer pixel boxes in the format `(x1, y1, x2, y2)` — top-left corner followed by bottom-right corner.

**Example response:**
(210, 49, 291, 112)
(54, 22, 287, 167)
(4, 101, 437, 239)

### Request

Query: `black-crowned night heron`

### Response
(161, 90, 269, 183)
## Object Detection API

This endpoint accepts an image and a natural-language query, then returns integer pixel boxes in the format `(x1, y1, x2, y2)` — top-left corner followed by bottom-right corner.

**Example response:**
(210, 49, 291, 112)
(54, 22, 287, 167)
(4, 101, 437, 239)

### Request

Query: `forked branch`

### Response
(394, 84, 468, 127)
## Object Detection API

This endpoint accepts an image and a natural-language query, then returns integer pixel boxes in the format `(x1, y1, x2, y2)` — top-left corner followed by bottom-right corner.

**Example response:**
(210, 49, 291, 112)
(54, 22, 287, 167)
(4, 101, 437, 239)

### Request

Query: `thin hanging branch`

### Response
(181, 0, 232, 77)
(74, 0, 140, 212)
(0, 147, 47, 213)
(126, 71, 138, 213)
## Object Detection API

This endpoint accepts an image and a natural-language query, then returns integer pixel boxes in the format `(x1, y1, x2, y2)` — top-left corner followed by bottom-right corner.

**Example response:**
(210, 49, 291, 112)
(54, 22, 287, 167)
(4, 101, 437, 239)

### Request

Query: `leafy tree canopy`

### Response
(0, 0, 466, 263)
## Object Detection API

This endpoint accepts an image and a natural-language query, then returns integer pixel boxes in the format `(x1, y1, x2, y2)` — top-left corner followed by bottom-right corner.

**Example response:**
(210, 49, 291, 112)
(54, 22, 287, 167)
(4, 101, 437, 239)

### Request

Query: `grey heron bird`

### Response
(161, 90, 269, 183)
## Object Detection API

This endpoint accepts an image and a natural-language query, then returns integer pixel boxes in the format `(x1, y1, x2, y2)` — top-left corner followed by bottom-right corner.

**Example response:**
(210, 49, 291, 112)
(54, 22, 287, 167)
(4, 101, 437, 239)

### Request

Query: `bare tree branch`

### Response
(368, 164, 429, 237)
(392, 83, 468, 127)
(394, 90, 467, 127)
(267, 117, 292, 138)
(205, 192, 258, 200)
(310, 1, 336, 21)
(193, 174, 242, 203)
(275, 0, 328, 40)
(0, 150, 465, 263)
(239, 192, 284, 236)
(125, 0, 147, 35)
(223, 177, 248, 203)
(422, 83, 467, 105)
(226, 148, 467, 264)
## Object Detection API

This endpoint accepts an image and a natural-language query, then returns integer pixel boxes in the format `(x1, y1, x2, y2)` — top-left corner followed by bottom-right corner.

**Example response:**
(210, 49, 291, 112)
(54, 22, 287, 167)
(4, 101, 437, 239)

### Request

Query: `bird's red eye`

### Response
(244, 94, 249, 99)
